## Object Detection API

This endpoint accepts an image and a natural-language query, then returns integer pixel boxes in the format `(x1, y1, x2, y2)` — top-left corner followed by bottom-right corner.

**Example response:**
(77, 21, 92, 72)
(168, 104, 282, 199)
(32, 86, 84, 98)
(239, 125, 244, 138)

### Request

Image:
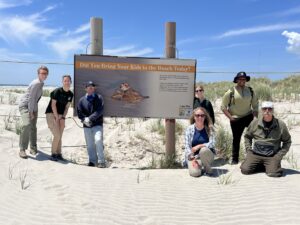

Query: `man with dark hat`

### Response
(77, 81, 106, 168)
(221, 72, 258, 164)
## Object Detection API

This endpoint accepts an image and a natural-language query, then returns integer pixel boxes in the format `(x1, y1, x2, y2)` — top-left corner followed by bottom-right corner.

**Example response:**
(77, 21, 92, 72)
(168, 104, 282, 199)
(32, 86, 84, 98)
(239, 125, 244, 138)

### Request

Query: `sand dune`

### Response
(0, 87, 300, 224)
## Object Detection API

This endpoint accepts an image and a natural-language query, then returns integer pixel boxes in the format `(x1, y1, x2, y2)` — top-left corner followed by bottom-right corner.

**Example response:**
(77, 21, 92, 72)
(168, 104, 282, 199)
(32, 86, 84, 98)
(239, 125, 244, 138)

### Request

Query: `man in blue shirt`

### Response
(77, 81, 106, 168)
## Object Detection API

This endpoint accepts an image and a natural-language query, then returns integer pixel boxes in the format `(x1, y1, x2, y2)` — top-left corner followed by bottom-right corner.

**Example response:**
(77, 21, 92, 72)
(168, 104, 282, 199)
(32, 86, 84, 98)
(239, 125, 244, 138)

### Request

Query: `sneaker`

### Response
(30, 149, 38, 155)
(97, 162, 106, 168)
(50, 154, 58, 161)
(87, 162, 95, 167)
(19, 150, 27, 159)
(56, 154, 65, 161)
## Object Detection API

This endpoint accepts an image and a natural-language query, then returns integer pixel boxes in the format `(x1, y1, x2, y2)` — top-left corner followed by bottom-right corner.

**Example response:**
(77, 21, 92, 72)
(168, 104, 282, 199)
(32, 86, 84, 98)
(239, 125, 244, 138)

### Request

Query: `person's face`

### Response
(262, 107, 273, 122)
(86, 85, 95, 95)
(195, 88, 204, 98)
(38, 69, 48, 81)
(194, 109, 206, 124)
(237, 77, 246, 87)
(62, 77, 71, 90)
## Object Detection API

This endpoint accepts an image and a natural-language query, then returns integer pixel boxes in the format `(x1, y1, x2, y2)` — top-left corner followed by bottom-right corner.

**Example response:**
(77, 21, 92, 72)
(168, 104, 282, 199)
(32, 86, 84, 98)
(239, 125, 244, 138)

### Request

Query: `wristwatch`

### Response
(61, 116, 66, 120)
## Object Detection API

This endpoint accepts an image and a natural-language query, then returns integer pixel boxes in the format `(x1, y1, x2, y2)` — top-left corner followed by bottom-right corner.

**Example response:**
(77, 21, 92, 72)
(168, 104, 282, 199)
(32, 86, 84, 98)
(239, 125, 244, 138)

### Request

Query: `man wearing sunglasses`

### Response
(240, 101, 291, 177)
(221, 72, 258, 164)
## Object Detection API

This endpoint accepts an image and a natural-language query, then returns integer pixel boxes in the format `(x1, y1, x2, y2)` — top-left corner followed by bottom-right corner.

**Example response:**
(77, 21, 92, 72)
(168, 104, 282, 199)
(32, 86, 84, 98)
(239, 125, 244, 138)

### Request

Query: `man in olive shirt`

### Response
(240, 102, 291, 177)
(221, 72, 258, 164)
(19, 66, 49, 159)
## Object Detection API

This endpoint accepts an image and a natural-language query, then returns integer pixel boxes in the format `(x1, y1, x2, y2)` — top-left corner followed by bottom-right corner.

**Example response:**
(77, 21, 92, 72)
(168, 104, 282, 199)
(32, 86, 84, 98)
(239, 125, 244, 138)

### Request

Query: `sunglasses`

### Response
(262, 107, 273, 111)
(195, 89, 204, 93)
(194, 114, 206, 118)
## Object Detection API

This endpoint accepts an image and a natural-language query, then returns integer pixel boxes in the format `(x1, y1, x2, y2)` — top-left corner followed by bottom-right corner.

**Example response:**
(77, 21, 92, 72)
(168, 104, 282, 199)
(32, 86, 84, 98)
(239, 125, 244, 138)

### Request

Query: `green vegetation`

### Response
(197, 75, 300, 102)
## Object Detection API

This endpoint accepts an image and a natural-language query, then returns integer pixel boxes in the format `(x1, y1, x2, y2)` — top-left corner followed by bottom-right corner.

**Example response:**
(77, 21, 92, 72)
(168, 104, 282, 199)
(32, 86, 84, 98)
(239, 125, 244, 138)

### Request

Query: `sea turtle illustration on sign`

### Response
(111, 82, 149, 103)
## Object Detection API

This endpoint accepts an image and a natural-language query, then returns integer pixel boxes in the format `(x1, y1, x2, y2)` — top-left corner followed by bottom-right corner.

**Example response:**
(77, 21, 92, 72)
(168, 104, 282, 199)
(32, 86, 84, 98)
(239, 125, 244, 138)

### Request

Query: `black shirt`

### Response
(45, 87, 73, 115)
(193, 97, 215, 124)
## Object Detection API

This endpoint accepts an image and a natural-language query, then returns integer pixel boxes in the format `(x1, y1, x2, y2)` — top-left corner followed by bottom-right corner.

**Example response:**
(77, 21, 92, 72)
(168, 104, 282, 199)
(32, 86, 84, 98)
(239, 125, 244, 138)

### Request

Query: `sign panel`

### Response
(74, 55, 196, 118)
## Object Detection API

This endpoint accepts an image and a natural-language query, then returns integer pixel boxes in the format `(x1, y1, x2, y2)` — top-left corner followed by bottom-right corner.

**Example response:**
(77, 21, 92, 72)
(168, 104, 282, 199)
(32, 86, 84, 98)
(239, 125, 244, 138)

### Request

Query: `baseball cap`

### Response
(85, 81, 96, 87)
(261, 101, 273, 108)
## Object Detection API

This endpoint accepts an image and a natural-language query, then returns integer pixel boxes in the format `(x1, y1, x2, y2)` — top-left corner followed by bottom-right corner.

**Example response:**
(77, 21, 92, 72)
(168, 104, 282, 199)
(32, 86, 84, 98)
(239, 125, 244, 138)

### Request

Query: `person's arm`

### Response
(204, 127, 216, 150)
(244, 122, 254, 153)
(51, 99, 60, 121)
(275, 122, 292, 159)
(251, 90, 259, 118)
(222, 108, 235, 121)
(221, 90, 235, 121)
(208, 101, 215, 124)
(88, 95, 104, 122)
(77, 99, 87, 121)
(184, 127, 194, 160)
(62, 102, 71, 119)
(28, 82, 42, 119)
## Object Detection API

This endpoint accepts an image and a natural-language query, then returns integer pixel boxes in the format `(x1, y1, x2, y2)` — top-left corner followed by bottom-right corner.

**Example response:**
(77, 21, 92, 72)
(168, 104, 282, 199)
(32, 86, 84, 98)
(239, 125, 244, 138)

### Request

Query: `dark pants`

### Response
(240, 151, 283, 177)
(230, 113, 253, 162)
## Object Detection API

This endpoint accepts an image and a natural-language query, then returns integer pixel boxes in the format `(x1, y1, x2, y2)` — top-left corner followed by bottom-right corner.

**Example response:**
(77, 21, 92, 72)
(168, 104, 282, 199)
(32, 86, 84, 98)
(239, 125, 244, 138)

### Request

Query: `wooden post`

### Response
(165, 22, 176, 157)
(90, 17, 103, 55)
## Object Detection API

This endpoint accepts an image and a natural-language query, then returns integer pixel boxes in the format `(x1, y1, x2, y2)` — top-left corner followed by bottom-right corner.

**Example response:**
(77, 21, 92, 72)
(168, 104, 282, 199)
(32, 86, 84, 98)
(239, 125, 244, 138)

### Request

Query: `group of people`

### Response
(17, 66, 292, 176)
(18, 66, 106, 168)
(185, 71, 292, 177)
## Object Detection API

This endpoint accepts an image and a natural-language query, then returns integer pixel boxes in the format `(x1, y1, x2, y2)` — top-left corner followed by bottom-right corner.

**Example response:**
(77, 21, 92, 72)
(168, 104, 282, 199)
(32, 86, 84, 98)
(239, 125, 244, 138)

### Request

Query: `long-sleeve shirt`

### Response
(221, 86, 258, 119)
(77, 93, 104, 127)
(244, 116, 292, 158)
(19, 78, 44, 113)
(184, 124, 215, 162)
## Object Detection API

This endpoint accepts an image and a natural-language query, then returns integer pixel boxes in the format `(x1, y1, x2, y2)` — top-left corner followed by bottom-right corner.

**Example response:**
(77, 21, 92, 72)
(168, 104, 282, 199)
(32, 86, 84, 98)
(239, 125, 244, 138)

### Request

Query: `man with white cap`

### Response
(240, 101, 292, 177)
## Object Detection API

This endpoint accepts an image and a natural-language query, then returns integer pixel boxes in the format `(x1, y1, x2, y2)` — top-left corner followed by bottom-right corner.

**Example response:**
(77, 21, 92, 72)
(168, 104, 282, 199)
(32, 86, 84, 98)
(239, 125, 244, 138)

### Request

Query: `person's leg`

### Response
(19, 108, 31, 158)
(199, 147, 214, 174)
(29, 111, 38, 152)
(92, 126, 105, 165)
(57, 117, 65, 156)
(187, 159, 202, 177)
(46, 113, 61, 156)
(264, 156, 283, 177)
(84, 127, 97, 165)
(240, 151, 263, 175)
(230, 120, 243, 163)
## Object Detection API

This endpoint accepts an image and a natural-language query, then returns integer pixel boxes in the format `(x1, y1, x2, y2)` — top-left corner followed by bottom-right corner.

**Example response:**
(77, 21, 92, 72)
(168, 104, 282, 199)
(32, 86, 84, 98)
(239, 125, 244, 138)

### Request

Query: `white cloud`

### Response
(282, 31, 300, 55)
(274, 6, 300, 17)
(75, 23, 90, 34)
(0, 0, 31, 9)
(0, 16, 57, 44)
(217, 23, 300, 39)
(104, 45, 153, 56)
(49, 35, 89, 59)
(177, 37, 202, 46)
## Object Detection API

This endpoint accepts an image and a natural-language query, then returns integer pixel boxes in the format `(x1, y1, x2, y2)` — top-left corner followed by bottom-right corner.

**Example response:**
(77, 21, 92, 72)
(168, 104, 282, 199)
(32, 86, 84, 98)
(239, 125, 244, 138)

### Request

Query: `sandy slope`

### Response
(0, 88, 300, 225)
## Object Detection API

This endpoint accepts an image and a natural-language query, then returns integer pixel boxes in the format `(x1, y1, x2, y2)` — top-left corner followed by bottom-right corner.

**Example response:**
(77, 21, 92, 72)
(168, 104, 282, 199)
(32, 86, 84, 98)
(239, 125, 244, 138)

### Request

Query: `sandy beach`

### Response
(0, 87, 300, 225)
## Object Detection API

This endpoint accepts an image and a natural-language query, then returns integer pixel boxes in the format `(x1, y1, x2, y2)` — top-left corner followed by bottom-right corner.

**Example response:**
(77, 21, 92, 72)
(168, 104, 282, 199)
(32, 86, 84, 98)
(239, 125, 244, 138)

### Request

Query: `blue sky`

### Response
(0, 0, 299, 85)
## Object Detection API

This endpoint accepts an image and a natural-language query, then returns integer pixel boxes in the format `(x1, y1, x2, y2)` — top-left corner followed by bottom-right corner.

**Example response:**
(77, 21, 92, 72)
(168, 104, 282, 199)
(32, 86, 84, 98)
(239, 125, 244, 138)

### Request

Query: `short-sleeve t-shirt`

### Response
(45, 87, 73, 115)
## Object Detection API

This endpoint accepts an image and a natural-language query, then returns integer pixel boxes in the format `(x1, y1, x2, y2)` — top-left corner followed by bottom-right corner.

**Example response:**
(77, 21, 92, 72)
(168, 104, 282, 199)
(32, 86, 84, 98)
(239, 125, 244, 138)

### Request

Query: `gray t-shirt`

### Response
(19, 78, 44, 113)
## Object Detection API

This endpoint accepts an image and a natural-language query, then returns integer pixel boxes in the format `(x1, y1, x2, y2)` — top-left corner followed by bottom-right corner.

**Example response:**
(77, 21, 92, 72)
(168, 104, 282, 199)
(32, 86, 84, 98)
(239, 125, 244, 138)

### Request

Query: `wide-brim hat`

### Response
(233, 71, 250, 83)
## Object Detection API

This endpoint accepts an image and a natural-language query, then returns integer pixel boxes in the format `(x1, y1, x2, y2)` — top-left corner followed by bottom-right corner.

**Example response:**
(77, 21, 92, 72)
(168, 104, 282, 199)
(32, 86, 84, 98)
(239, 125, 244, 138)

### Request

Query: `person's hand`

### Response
(29, 112, 35, 120)
(83, 117, 91, 127)
(229, 116, 235, 122)
(192, 146, 199, 153)
(188, 154, 195, 161)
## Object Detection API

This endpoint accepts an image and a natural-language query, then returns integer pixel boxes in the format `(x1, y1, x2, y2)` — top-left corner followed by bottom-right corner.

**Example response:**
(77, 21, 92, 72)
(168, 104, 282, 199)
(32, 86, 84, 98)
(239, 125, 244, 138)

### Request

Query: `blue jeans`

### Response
(84, 125, 105, 164)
